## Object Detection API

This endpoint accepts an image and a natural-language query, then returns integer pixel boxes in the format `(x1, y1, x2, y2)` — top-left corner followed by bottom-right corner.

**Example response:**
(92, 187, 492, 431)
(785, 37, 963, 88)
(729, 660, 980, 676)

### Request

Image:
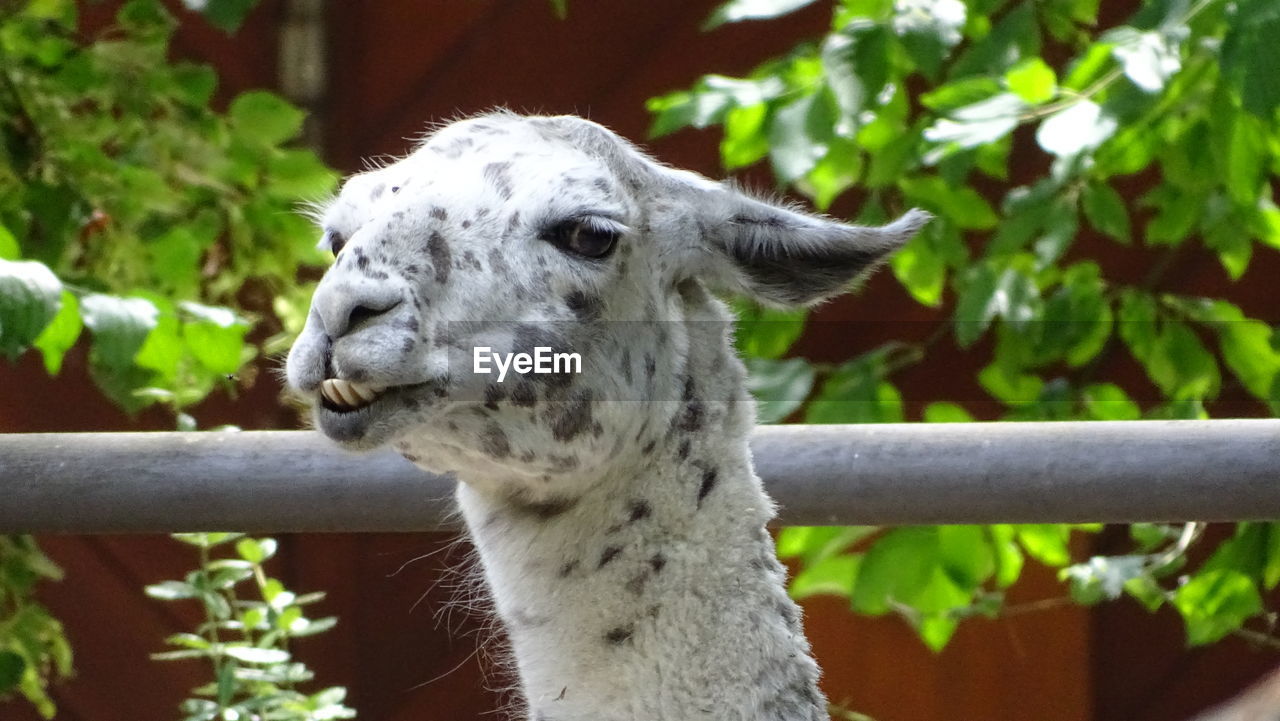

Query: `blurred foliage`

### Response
(146, 533, 355, 721)
(0, 0, 336, 716)
(0, 0, 333, 417)
(659, 0, 1280, 652)
(0, 536, 70, 717)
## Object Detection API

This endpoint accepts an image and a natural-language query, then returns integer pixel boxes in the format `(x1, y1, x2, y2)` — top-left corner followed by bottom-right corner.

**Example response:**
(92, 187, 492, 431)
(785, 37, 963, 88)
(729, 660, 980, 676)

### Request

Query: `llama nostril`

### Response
(347, 303, 389, 331)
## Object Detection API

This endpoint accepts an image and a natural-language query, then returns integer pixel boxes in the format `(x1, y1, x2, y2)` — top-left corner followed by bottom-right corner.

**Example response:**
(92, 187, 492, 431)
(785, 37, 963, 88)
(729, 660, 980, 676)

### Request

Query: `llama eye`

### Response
(324, 230, 348, 255)
(546, 216, 622, 260)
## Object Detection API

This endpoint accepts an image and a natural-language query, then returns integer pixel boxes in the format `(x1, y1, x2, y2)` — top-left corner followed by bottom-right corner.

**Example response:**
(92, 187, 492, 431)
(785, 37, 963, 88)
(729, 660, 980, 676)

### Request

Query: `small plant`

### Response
(0, 536, 71, 719)
(146, 533, 355, 721)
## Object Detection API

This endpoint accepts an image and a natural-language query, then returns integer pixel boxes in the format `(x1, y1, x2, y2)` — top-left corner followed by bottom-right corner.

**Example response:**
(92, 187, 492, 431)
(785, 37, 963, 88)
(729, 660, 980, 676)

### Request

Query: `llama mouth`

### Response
(319, 378, 387, 413)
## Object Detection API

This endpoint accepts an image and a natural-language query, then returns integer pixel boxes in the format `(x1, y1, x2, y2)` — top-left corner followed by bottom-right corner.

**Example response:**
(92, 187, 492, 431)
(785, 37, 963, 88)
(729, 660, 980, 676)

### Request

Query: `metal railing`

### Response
(1, 419, 1277, 533)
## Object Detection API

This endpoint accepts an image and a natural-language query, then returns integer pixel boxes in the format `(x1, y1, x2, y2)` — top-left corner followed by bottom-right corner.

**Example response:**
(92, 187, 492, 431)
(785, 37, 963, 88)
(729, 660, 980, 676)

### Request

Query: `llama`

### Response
(285, 112, 928, 721)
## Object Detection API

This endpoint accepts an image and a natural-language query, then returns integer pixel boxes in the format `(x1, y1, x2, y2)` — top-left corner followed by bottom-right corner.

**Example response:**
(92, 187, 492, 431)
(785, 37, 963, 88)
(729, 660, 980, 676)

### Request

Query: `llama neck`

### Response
(456, 417, 828, 721)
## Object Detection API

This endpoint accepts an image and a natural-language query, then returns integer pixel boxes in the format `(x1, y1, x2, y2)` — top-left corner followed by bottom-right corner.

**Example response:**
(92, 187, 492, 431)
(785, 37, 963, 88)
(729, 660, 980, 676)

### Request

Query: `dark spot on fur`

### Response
(679, 401, 705, 433)
(564, 290, 602, 321)
(402, 337, 415, 354)
(547, 392, 593, 442)
(644, 355, 656, 380)
(649, 553, 666, 573)
(487, 247, 509, 275)
(682, 376, 696, 401)
(697, 468, 718, 508)
(677, 439, 691, 460)
(628, 500, 651, 523)
(507, 211, 521, 233)
(430, 206, 448, 221)
(484, 161, 514, 200)
(462, 219, 472, 229)
(592, 177, 612, 195)
(604, 625, 633, 645)
(484, 384, 505, 411)
(558, 560, 579, 577)
(548, 454, 579, 471)
(481, 423, 510, 459)
(512, 381, 538, 407)
(598, 546, 623, 568)
(524, 497, 577, 519)
(427, 231, 451, 284)
(642, 440, 656, 455)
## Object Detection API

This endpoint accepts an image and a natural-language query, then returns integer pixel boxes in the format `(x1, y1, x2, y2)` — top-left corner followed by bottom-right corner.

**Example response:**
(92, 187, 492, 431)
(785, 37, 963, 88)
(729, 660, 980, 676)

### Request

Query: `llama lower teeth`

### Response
(320, 378, 385, 410)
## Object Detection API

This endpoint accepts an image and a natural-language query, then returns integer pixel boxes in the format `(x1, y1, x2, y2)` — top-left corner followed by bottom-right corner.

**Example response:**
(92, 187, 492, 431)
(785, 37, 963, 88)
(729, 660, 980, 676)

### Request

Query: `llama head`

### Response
(285, 112, 928, 506)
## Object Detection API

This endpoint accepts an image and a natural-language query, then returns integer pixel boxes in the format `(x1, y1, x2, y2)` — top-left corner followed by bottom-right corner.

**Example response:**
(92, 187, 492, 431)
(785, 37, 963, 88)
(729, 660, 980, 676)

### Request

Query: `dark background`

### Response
(2, 1, 1278, 719)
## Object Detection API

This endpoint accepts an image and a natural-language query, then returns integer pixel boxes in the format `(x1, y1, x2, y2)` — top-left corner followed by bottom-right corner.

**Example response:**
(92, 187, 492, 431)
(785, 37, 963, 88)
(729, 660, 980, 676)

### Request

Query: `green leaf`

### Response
(733, 303, 807, 359)
(181, 302, 250, 374)
(1106, 27, 1180, 93)
(892, 0, 966, 78)
(80, 294, 159, 371)
(805, 350, 904, 424)
(889, 230, 946, 307)
(171, 532, 245, 548)
(190, 0, 259, 33)
(1185, 300, 1280, 401)
(804, 137, 863, 210)
(0, 651, 25, 693)
(745, 357, 815, 423)
(133, 297, 182, 381)
(938, 526, 994, 589)
(1220, 0, 1280, 118)
(1082, 383, 1140, 420)
(1016, 525, 1072, 567)
(229, 91, 305, 146)
(953, 262, 998, 347)
(265, 149, 340, 200)
(1005, 58, 1057, 104)
(235, 537, 278, 564)
(1173, 569, 1263, 646)
(0, 259, 62, 359)
(923, 93, 1026, 161)
(702, 0, 819, 30)
(988, 525, 1025, 588)
(1081, 182, 1131, 244)
(1146, 321, 1220, 401)
(923, 402, 972, 422)
(821, 21, 889, 130)
(0, 225, 18, 259)
(32, 291, 82, 375)
(1036, 100, 1117, 157)
(916, 613, 959, 652)
(790, 554, 861, 600)
(221, 645, 291, 664)
(777, 526, 878, 564)
(899, 176, 998, 230)
(720, 103, 770, 169)
(769, 90, 836, 182)
(647, 75, 784, 138)
(852, 527, 939, 614)
(145, 580, 201, 600)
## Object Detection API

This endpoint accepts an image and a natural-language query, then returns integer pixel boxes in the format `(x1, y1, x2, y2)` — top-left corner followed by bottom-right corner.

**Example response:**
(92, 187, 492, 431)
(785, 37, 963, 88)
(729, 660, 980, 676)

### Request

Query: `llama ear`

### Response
(693, 187, 931, 307)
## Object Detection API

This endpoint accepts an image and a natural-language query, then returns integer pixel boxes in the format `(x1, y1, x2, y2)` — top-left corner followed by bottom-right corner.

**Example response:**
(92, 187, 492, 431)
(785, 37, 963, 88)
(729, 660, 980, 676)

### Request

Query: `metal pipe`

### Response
(0, 420, 1276, 533)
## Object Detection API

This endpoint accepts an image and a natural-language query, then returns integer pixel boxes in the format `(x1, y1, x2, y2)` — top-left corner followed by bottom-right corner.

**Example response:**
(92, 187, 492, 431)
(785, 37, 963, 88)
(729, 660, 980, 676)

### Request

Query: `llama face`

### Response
(286, 113, 927, 506)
